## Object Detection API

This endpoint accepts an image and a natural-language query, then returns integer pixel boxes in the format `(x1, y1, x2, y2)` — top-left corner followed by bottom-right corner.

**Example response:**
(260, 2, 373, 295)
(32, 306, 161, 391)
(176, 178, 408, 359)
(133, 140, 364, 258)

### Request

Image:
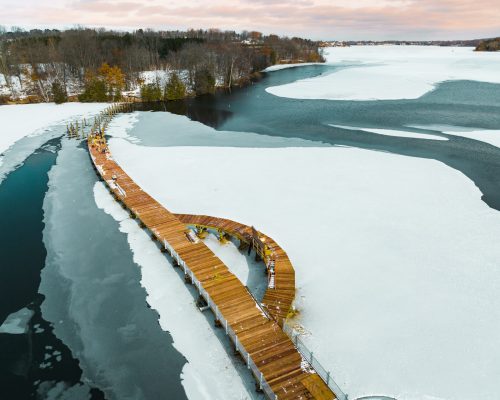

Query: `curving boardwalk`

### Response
(174, 214, 295, 324)
(88, 132, 336, 400)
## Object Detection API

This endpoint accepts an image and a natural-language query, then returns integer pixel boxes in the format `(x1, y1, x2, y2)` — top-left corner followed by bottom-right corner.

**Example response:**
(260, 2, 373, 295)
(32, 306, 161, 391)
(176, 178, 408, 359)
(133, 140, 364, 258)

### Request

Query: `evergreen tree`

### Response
(164, 72, 186, 100)
(194, 68, 215, 95)
(51, 81, 68, 104)
(78, 77, 108, 102)
(140, 83, 163, 102)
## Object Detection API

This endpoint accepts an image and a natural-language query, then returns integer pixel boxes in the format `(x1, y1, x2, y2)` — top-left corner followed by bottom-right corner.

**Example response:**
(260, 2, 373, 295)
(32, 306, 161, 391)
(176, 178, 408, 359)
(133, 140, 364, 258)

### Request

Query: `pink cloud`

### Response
(0, 0, 499, 39)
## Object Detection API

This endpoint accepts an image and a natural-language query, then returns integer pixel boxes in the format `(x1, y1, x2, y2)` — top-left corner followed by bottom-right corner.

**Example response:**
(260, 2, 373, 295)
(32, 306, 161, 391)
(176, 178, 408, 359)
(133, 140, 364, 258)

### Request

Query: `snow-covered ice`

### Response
(408, 125, 500, 149)
(202, 233, 267, 301)
(0, 307, 34, 334)
(263, 62, 322, 72)
(442, 129, 500, 148)
(93, 182, 262, 400)
(415, 126, 500, 149)
(106, 112, 140, 142)
(266, 46, 500, 101)
(0, 103, 107, 155)
(106, 135, 500, 400)
(107, 111, 326, 148)
(330, 125, 448, 141)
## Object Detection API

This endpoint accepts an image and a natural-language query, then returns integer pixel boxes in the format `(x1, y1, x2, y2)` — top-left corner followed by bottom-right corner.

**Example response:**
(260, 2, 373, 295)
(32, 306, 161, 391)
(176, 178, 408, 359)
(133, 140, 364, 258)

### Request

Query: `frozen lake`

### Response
(1, 45, 500, 400)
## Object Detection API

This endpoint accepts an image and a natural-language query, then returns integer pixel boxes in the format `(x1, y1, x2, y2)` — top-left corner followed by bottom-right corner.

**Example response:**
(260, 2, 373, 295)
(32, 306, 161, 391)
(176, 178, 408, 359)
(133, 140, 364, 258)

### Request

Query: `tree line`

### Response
(475, 38, 500, 52)
(0, 26, 324, 103)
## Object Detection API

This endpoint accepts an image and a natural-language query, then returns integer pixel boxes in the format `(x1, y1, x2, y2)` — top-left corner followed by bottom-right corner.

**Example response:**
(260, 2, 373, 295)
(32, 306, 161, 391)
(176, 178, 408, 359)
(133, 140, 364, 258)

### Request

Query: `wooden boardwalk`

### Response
(175, 214, 295, 324)
(88, 134, 336, 400)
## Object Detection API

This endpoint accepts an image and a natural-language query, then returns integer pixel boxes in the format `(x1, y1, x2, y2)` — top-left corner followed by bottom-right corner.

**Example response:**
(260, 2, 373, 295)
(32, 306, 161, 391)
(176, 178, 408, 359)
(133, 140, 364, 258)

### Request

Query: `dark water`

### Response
(0, 138, 105, 399)
(40, 139, 187, 400)
(139, 65, 500, 211)
(0, 137, 188, 400)
(0, 140, 59, 322)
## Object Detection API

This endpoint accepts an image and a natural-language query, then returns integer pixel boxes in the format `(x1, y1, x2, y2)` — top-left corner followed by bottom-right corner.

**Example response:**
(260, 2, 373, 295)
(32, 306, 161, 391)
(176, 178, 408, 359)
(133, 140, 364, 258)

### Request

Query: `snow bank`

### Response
(107, 138, 500, 400)
(93, 182, 262, 400)
(266, 46, 500, 101)
(0, 103, 107, 155)
(330, 125, 448, 141)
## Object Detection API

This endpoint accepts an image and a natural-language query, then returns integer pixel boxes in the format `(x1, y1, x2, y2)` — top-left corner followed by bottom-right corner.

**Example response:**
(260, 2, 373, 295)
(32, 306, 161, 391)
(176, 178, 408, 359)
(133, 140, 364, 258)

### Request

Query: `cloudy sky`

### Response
(0, 0, 499, 40)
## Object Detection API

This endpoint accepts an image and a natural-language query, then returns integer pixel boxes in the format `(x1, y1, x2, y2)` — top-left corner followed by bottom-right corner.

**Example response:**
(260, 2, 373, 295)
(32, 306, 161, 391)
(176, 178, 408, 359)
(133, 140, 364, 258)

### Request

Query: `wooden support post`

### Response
(238, 239, 249, 251)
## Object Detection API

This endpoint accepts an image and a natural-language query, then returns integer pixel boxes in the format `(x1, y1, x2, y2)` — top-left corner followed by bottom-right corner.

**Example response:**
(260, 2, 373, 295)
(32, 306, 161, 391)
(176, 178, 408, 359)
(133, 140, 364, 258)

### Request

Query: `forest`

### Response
(0, 26, 324, 103)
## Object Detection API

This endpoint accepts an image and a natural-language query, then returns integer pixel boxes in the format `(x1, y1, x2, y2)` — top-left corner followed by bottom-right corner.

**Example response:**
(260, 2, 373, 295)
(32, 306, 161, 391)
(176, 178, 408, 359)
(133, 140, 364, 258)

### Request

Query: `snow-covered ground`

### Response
(266, 46, 500, 101)
(0, 103, 107, 155)
(93, 182, 263, 400)
(105, 123, 500, 400)
(330, 125, 448, 141)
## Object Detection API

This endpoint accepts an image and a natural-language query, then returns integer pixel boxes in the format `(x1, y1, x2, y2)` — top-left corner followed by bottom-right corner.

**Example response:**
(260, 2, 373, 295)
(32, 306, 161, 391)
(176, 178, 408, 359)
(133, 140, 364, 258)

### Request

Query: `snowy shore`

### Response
(266, 46, 500, 101)
(105, 113, 500, 400)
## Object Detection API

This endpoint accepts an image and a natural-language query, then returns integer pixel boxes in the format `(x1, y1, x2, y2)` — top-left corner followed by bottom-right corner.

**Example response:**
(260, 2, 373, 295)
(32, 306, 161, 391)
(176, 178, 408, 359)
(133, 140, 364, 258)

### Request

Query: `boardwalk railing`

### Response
(283, 320, 348, 400)
(163, 239, 277, 400)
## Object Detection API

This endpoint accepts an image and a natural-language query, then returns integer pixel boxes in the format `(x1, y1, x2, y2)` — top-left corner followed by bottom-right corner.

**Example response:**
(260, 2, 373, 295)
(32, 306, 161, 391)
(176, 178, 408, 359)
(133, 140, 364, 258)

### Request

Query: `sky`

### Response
(0, 0, 499, 40)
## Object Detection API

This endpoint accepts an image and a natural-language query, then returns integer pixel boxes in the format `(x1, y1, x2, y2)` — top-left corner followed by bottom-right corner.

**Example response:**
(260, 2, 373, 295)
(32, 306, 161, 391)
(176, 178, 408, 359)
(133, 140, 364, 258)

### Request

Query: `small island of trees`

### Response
(475, 38, 500, 52)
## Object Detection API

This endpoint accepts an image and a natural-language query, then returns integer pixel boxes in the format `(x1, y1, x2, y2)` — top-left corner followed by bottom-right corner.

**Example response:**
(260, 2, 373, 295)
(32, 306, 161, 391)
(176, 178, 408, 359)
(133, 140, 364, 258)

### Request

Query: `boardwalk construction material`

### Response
(88, 126, 337, 399)
(175, 214, 296, 324)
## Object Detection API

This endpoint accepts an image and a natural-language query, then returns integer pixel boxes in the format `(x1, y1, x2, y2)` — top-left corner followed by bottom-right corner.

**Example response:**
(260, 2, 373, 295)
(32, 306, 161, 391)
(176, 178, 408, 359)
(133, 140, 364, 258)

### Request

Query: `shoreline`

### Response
(0, 59, 326, 106)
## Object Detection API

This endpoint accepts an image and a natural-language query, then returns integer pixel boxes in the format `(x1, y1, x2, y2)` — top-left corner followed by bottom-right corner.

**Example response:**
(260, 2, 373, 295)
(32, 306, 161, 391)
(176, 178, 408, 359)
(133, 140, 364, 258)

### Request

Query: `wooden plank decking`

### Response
(174, 214, 296, 324)
(88, 136, 335, 400)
